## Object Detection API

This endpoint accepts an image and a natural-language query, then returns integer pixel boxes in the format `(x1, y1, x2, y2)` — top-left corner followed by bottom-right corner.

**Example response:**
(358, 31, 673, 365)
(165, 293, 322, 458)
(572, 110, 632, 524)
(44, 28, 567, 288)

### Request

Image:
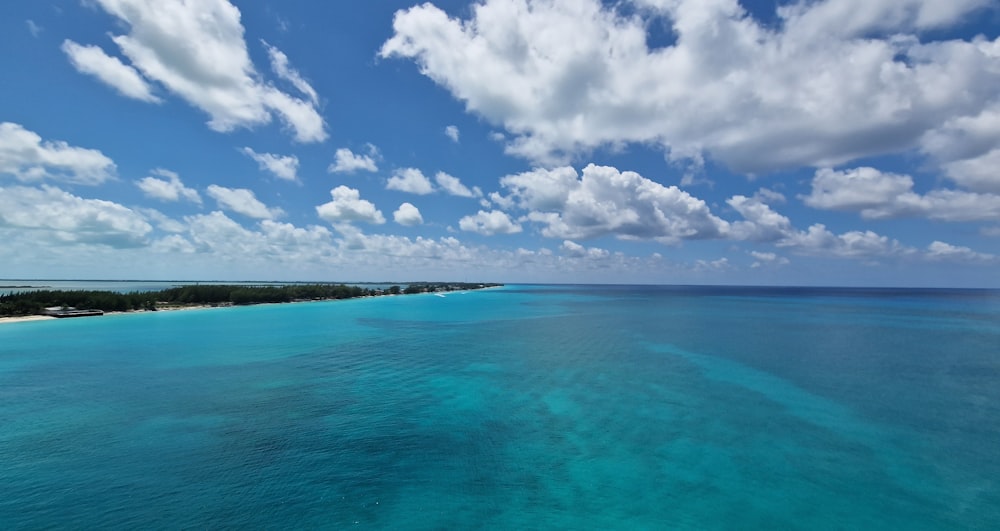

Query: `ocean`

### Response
(1, 284, 998, 529)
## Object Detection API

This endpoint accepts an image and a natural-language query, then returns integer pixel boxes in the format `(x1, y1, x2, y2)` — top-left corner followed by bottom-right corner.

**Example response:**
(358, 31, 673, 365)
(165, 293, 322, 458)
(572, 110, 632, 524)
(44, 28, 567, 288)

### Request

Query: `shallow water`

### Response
(1, 285, 998, 528)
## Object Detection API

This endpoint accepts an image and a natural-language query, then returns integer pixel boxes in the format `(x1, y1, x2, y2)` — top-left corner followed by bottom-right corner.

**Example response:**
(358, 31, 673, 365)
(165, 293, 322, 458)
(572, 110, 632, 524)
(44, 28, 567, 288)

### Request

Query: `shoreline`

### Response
(0, 306, 209, 325)
(0, 315, 57, 325)
(0, 285, 505, 326)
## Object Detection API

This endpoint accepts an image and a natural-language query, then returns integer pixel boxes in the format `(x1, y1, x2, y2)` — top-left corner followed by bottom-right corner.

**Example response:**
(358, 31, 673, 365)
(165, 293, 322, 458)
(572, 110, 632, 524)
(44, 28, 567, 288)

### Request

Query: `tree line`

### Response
(0, 282, 501, 317)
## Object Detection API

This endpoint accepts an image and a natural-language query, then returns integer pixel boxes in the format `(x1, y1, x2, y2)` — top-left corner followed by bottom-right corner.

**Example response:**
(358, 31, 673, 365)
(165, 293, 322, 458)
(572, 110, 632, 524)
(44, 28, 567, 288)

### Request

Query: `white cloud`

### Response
(76, 0, 326, 142)
(329, 147, 378, 173)
(316, 185, 386, 225)
(497, 164, 729, 242)
(26, 19, 42, 37)
(182, 211, 334, 264)
(694, 258, 731, 272)
(942, 149, 1000, 193)
(151, 233, 197, 254)
(325, 226, 571, 279)
(727, 195, 796, 242)
(381, 0, 1000, 172)
(805, 167, 912, 211)
(774, 0, 994, 37)
(0, 122, 116, 185)
(459, 210, 522, 235)
(445, 125, 460, 142)
(435, 171, 478, 197)
(0, 185, 151, 248)
(136, 169, 201, 203)
(727, 194, 917, 261)
(749, 250, 790, 268)
(561, 239, 587, 257)
(258, 219, 333, 257)
(393, 202, 424, 226)
(61, 40, 161, 103)
(755, 188, 788, 205)
(387, 167, 435, 195)
(240, 147, 299, 181)
(140, 208, 187, 233)
(262, 40, 319, 105)
(206, 184, 282, 220)
(560, 240, 609, 259)
(925, 241, 996, 263)
(803, 167, 1000, 221)
(779, 224, 913, 260)
(919, 103, 1000, 193)
(167, 217, 745, 281)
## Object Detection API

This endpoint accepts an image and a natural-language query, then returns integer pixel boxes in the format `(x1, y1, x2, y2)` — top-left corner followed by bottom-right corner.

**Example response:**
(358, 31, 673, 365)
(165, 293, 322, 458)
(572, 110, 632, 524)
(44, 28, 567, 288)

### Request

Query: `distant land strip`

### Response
(0, 283, 501, 318)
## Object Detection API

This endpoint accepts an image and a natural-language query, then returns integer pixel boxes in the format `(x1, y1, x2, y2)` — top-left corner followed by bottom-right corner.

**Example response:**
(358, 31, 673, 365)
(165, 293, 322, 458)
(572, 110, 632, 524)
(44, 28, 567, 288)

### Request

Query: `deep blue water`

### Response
(1, 285, 998, 529)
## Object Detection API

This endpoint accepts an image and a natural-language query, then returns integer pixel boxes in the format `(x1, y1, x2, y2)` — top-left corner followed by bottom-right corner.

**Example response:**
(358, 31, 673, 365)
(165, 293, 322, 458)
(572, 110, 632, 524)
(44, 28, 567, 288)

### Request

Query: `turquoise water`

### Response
(1, 285, 998, 529)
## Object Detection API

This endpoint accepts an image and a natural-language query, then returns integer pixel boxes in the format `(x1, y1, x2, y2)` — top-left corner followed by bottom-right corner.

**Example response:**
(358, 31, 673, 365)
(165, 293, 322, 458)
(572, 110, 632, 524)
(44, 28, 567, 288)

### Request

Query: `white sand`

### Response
(0, 315, 56, 325)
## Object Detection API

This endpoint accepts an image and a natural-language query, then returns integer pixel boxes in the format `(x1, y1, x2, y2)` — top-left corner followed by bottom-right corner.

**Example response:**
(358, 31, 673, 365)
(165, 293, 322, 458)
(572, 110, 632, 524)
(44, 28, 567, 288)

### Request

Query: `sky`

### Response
(1, 0, 999, 286)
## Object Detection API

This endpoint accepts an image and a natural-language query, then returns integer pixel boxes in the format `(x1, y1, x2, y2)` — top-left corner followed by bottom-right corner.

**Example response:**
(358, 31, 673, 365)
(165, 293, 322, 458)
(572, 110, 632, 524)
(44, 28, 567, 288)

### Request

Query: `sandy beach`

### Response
(0, 315, 57, 325)
(0, 304, 222, 325)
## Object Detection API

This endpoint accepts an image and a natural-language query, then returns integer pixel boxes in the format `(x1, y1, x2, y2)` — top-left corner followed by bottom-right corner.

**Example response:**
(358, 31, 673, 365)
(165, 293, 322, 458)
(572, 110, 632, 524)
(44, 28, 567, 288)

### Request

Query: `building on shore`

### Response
(43, 306, 104, 318)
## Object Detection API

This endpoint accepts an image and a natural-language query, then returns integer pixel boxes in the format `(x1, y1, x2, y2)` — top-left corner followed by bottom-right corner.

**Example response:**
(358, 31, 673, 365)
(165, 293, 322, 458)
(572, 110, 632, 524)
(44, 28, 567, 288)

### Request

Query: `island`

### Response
(0, 282, 502, 319)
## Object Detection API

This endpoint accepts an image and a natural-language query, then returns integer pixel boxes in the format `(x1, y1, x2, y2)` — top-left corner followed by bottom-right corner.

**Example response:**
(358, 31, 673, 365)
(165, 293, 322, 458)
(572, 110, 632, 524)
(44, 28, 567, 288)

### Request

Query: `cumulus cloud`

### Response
(393, 202, 424, 226)
(559, 239, 608, 259)
(381, 0, 1000, 172)
(329, 147, 378, 173)
(803, 167, 912, 212)
(942, 149, 1000, 194)
(445, 125, 460, 142)
(162, 215, 765, 281)
(73, 0, 326, 142)
(387, 167, 435, 195)
(459, 210, 522, 235)
(182, 211, 334, 263)
(140, 208, 187, 233)
(482, 162, 964, 263)
(925, 240, 996, 262)
(206, 184, 282, 219)
(496, 164, 728, 242)
(241, 147, 299, 181)
(920, 103, 1000, 193)
(0, 185, 151, 247)
(316, 185, 386, 225)
(136, 169, 201, 203)
(560, 239, 587, 257)
(61, 40, 161, 103)
(694, 258, 731, 272)
(728, 194, 916, 260)
(0, 122, 116, 185)
(151, 233, 197, 254)
(779, 224, 913, 260)
(435, 171, 480, 198)
(727, 195, 796, 242)
(749, 250, 790, 268)
(803, 167, 1000, 221)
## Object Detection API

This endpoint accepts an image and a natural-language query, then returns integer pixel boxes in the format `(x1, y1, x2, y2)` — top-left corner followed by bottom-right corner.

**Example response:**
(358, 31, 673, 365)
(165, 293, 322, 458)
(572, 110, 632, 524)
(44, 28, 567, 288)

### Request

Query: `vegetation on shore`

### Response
(0, 282, 501, 317)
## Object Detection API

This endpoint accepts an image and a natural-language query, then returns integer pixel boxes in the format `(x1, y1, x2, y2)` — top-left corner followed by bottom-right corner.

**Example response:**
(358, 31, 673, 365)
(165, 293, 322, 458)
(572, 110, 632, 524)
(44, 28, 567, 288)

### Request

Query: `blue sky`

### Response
(1, 0, 999, 286)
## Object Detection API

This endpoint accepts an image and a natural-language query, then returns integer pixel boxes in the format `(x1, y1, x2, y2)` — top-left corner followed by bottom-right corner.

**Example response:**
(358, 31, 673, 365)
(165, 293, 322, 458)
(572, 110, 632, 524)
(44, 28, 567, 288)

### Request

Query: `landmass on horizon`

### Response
(0, 282, 502, 321)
